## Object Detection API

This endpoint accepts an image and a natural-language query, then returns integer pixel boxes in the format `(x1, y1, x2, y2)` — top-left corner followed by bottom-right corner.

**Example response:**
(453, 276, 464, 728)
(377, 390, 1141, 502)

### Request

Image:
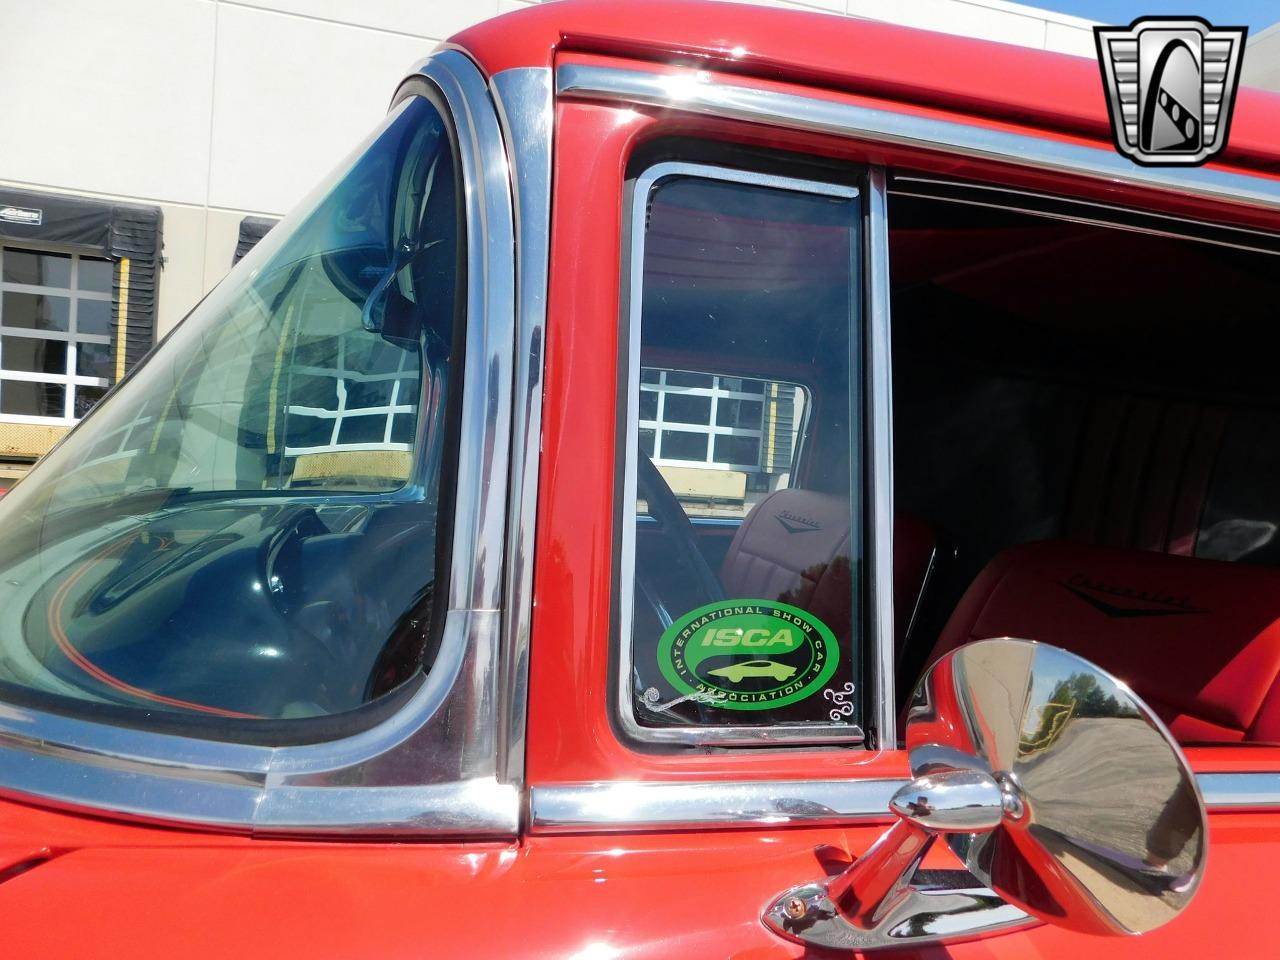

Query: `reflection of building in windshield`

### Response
(638, 366, 807, 518)
(281, 329, 420, 487)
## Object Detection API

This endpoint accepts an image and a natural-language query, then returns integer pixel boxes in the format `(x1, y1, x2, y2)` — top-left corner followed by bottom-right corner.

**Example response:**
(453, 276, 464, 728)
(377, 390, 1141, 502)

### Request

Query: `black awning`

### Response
(0, 186, 163, 381)
(0, 186, 159, 260)
(234, 216, 279, 264)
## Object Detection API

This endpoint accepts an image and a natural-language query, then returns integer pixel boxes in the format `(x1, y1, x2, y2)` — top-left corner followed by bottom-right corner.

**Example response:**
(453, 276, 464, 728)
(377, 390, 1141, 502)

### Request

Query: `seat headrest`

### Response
(720, 489, 852, 597)
(928, 540, 1280, 742)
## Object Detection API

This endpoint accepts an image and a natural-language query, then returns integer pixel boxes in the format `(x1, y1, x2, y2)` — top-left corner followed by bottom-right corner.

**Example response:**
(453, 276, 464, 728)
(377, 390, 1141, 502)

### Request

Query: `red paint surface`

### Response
(527, 93, 1280, 785)
(0, 813, 1277, 959)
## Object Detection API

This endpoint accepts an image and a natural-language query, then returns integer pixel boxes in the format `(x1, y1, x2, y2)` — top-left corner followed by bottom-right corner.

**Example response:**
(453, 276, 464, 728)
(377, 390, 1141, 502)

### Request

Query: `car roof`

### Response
(449, 0, 1280, 175)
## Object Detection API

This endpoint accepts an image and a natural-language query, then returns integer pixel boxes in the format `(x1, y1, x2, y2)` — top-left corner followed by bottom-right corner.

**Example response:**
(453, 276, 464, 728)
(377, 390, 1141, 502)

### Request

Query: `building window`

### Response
(638, 365, 809, 519)
(0, 245, 112, 423)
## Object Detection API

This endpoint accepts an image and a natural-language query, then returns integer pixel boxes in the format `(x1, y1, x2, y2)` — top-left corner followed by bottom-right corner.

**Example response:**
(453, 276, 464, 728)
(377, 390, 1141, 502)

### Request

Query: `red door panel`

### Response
(0, 815, 1274, 958)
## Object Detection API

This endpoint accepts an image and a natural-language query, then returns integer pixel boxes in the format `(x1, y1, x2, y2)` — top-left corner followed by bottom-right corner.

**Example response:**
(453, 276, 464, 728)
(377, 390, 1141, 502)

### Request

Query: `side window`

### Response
(889, 181, 1280, 747)
(621, 161, 865, 741)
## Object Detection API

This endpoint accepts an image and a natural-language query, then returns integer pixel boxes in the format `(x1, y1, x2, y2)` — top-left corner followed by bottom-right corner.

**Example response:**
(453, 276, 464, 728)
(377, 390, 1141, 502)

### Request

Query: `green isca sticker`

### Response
(656, 599, 839, 711)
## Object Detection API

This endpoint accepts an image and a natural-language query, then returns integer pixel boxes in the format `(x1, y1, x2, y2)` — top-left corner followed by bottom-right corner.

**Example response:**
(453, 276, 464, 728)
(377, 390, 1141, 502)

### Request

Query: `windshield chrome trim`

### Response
(556, 63, 1280, 218)
(490, 67, 553, 792)
(529, 772, 1280, 832)
(617, 160, 865, 747)
(0, 50, 522, 838)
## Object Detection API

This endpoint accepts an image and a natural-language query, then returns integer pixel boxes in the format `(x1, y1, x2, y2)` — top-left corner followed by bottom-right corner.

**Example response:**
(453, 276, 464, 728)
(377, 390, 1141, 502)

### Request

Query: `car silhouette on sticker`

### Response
(706, 660, 799, 683)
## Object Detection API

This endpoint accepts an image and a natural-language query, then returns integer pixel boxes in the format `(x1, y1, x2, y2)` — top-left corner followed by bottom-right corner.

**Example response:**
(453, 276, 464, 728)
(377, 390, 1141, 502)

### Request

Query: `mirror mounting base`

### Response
(762, 869, 1037, 951)
(762, 772, 1037, 951)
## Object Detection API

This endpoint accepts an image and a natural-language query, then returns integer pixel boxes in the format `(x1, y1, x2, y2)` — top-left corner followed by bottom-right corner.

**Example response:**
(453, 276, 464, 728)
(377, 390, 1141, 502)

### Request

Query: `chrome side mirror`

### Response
(764, 639, 1207, 950)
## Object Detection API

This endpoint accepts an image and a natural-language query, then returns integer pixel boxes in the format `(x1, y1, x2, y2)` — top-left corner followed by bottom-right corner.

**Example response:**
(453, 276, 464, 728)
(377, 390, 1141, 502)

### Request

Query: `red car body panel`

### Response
(2, 2, 1279, 955)
(1, 815, 1278, 958)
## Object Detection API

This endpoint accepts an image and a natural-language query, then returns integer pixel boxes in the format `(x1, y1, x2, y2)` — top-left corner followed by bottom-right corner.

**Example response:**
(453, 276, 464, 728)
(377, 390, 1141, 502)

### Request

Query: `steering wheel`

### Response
(633, 456, 725, 724)
(635, 454, 724, 620)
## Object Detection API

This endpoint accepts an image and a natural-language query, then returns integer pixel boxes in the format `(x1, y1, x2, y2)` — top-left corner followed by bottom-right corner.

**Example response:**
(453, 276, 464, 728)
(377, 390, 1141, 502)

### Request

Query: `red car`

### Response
(0, 2, 1278, 955)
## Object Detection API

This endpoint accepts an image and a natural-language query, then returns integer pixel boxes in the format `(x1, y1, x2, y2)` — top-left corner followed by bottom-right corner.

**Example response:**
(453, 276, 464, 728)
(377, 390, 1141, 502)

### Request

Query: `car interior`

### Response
(890, 184, 1280, 745)
(631, 166, 1280, 746)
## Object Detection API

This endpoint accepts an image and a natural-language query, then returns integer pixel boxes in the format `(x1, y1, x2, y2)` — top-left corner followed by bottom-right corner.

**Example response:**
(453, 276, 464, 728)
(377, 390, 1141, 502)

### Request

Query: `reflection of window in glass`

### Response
(282, 331, 421, 461)
(638, 365, 808, 519)
(0, 247, 113, 422)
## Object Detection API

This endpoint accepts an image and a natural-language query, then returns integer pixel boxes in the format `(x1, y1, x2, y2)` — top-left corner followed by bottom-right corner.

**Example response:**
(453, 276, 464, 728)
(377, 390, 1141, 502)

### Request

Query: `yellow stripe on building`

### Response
(765, 382, 779, 472)
(114, 257, 130, 382)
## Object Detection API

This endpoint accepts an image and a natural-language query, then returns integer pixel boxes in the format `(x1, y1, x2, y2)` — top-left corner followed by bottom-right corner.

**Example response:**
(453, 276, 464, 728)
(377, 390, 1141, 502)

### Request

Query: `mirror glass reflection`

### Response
(906, 638, 1207, 935)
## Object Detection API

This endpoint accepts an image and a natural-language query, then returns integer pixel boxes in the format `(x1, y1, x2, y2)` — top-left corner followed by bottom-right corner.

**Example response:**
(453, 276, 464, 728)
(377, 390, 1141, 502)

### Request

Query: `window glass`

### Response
(4, 292, 70, 331)
(3, 250, 71, 287)
(1, 336, 66, 374)
(625, 166, 863, 735)
(1, 381, 64, 417)
(78, 256, 113, 295)
(0, 93, 462, 727)
(0, 249, 113, 422)
(75, 341, 112, 379)
(77, 299, 111, 336)
(889, 188, 1280, 748)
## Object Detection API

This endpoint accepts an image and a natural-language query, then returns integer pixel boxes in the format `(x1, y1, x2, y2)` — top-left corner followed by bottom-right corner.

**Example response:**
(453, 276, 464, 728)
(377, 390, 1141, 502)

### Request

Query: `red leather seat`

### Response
(924, 540, 1280, 744)
(720, 488, 936, 654)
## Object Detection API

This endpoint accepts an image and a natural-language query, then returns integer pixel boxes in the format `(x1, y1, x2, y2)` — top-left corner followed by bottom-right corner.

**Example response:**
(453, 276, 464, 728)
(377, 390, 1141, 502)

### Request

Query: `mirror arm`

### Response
(827, 818, 933, 928)
(763, 768, 1033, 951)
(828, 769, 1005, 926)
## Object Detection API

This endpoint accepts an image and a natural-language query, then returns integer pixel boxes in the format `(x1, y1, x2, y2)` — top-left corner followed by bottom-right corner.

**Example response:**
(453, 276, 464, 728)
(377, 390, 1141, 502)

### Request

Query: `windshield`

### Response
(0, 92, 463, 727)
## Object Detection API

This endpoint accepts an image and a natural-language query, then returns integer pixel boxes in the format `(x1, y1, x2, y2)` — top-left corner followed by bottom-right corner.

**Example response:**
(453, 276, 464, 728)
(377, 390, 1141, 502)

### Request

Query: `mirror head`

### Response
(905, 638, 1208, 936)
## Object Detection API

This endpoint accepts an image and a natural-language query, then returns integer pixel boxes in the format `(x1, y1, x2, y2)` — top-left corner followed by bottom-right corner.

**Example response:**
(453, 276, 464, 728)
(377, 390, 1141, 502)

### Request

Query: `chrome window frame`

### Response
(491, 66, 553, 790)
(618, 160, 867, 747)
(528, 772, 1280, 833)
(0, 51, 553, 838)
(864, 167, 896, 747)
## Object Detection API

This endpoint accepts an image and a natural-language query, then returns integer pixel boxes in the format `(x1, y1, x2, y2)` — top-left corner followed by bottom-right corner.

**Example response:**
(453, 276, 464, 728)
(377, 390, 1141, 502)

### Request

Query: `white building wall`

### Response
(0, 0, 1268, 343)
(1244, 23, 1280, 92)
